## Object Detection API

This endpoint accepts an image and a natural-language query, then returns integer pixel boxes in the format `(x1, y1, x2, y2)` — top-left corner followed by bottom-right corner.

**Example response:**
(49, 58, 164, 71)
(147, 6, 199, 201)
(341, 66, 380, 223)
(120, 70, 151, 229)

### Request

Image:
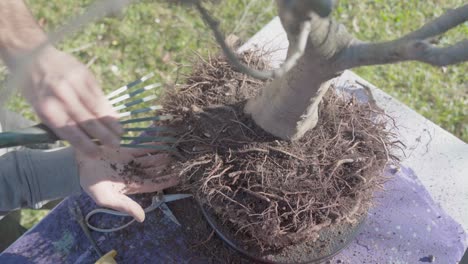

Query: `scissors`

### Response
(85, 191, 192, 233)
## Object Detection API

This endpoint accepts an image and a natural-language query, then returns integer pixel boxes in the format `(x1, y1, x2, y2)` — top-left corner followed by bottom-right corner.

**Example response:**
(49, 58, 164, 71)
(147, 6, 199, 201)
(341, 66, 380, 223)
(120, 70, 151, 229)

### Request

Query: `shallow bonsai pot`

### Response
(198, 199, 366, 264)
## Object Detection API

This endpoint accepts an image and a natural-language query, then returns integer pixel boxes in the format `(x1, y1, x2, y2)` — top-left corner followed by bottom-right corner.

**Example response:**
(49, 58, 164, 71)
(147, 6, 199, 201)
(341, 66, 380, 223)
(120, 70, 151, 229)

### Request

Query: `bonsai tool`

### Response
(85, 191, 193, 233)
(0, 73, 176, 151)
(69, 200, 118, 264)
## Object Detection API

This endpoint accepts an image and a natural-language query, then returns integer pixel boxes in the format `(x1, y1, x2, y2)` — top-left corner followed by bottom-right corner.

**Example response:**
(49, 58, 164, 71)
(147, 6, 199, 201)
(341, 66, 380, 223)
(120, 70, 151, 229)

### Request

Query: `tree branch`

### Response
(337, 4, 468, 69)
(403, 4, 468, 40)
(194, 0, 311, 80)
(410, 39, 468, 66)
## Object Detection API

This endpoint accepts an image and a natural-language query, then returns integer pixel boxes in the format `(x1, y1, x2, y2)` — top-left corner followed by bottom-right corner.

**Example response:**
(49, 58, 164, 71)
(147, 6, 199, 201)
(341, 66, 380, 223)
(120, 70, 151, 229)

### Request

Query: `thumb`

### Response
(107, 194, 146, 223)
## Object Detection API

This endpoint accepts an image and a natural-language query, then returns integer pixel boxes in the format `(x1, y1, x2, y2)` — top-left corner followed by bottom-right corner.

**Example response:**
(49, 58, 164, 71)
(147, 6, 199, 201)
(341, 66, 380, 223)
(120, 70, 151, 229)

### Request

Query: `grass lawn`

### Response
(0, 0, 466, 229)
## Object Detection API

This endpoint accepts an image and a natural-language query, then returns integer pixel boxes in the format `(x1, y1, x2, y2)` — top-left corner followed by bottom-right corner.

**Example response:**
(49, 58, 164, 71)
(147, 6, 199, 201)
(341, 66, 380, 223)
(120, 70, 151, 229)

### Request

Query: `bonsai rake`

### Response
(0, 73, 175, 151)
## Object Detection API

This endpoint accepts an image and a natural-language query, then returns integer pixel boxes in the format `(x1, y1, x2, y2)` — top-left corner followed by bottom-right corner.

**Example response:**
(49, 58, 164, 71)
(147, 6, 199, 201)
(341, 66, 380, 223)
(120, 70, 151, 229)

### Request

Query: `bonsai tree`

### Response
(196, 0, 468, 140)
(160, 0, 468, 256)
(8, 0, 465, 260)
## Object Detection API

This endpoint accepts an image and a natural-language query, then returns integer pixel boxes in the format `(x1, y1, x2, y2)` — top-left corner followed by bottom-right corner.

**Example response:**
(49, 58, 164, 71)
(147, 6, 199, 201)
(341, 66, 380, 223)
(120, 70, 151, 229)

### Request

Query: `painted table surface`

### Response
(2, 17, 467, 263)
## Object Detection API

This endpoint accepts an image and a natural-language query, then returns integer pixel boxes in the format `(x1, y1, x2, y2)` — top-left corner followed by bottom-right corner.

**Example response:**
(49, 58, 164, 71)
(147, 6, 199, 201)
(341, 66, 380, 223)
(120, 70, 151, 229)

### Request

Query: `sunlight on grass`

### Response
(20, 209, 50, 229)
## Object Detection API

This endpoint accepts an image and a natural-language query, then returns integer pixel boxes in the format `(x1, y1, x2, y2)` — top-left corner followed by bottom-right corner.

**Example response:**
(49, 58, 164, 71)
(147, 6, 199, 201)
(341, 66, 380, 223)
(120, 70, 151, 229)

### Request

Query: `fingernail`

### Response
(137, 214, 145, 223)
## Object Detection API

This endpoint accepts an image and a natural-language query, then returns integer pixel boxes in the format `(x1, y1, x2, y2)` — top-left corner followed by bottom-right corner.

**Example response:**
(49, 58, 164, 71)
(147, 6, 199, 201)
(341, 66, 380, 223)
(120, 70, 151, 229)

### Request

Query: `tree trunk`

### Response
(244, 0, 354, 140)
(243, 1, 468, 140)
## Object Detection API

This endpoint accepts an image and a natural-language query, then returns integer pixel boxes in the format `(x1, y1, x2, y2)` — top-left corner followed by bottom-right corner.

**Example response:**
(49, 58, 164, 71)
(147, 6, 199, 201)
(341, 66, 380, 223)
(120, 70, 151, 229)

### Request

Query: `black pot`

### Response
(199, 199, 365, 264)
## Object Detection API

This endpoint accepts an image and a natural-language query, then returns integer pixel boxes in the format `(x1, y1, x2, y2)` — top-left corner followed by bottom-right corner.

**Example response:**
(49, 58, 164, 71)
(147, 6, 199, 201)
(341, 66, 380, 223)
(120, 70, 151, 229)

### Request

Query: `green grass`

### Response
(0, 0, 466, 229)
(20, 210, 50, 229)
(335, 1, 467, 142)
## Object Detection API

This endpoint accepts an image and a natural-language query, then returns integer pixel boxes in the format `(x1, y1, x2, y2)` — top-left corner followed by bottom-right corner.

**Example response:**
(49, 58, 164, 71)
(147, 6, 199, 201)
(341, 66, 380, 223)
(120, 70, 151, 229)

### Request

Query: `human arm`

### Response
(0, 148, 81, 212)
(0, 146, 178, 222)
(0, 0, 122, 156)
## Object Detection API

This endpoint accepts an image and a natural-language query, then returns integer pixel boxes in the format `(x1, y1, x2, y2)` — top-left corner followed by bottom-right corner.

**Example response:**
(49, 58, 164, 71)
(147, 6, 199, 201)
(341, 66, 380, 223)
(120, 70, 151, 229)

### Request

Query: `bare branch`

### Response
(410, 39, 468, 66)
(340, 38, 468, 69)
(338, 4, 468, 69)
(403, 4, 468, 40)
(194, 1, 311, 80)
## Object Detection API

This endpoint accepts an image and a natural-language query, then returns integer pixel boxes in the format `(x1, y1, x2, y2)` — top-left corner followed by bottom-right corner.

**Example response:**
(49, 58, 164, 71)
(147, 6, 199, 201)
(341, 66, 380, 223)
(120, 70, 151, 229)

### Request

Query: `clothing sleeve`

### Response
(0, 147, 81, 212)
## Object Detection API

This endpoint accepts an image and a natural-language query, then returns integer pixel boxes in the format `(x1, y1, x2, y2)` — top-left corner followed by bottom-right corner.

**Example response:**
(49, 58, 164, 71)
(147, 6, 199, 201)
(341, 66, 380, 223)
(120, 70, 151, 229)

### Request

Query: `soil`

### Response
(166, 193, 365, 263)
(111, 157, 172, 187)
(154, 51, 399, 262)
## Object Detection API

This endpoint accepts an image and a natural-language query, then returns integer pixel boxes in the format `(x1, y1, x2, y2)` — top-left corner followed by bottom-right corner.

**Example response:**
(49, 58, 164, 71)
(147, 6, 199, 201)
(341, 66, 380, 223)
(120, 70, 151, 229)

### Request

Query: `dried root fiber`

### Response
(158, 51, 399, 250)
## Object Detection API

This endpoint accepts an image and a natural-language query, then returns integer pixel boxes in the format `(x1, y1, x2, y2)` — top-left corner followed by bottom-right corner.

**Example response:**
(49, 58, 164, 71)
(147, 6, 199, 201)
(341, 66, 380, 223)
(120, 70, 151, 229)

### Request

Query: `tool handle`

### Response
(0, 123, 60, 149)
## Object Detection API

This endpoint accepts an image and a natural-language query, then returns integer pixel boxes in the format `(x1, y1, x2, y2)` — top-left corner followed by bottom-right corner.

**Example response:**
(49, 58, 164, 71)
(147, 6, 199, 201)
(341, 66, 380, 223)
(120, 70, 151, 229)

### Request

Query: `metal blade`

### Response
(160, 203, 181, 226)
(163, 194, 193, 203)
(160, 194, 192, 226)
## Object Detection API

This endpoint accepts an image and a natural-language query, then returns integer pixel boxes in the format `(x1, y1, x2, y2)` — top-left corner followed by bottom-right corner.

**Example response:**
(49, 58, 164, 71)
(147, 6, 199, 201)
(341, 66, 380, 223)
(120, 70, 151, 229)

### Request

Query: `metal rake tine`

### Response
(123, 126, 173, 133)
(120, 115, 174, 125)
(113, 95, 158, 111)
(118, 106, 163, 118)
(109, 83, 161, 106)
(106, 72, 155, 99)
(120, 144, 176, 152)
(121, 136, 177, 143)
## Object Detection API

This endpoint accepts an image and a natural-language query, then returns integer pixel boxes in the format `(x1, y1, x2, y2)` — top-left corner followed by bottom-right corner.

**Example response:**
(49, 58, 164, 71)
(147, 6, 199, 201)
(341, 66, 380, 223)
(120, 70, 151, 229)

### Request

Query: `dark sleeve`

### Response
(0, 147, 81, 212)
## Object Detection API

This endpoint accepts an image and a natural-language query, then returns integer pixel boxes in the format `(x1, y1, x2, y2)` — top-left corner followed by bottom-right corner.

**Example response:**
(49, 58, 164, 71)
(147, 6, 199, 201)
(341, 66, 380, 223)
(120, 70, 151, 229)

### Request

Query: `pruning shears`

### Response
(85, 192, 192, 233)
(69, 201, 118, 264)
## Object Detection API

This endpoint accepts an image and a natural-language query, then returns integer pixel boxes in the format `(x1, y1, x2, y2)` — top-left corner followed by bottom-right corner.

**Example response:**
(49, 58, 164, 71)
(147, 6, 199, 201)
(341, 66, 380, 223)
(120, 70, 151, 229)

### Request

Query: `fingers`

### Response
(126, 142, 169, 157)
(81, 74, 124, 136)
(134, 154, 171, 168)
(35, 97, 101, 156)
(62, 70, 123, 148)
(125, 174, 180, 194)
(95, 193, 146, 223)
(26, 50, 123, 156)
(59, 82, 121, 148)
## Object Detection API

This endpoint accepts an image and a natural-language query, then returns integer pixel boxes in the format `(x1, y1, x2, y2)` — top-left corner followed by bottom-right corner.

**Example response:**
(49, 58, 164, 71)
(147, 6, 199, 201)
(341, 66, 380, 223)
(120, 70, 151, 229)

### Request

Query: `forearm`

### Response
(0, 147, 81, 212)
(0, 0, 49, 68)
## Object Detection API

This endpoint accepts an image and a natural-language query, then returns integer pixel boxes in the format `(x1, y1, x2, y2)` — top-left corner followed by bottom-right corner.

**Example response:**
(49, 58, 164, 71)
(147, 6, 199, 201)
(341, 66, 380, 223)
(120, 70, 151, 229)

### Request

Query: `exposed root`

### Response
(159, 51, 399, 250)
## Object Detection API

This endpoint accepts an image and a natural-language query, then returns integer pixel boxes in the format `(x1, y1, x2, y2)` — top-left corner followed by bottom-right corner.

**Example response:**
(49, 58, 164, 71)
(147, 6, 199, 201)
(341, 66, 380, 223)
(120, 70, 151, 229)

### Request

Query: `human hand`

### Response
(19, 46, 123, 156)
(76, 146, 179, 222)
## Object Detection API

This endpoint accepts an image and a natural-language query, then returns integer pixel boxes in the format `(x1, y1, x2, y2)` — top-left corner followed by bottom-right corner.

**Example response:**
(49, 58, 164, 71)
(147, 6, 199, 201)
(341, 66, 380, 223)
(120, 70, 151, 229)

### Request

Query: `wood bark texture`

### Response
(243, 1, 467, 140)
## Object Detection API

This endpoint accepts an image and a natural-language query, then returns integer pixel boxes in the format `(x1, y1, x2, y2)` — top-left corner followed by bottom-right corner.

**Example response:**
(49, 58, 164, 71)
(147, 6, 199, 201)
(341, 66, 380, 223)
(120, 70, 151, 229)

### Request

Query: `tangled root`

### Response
(159, 51, 399, 250)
